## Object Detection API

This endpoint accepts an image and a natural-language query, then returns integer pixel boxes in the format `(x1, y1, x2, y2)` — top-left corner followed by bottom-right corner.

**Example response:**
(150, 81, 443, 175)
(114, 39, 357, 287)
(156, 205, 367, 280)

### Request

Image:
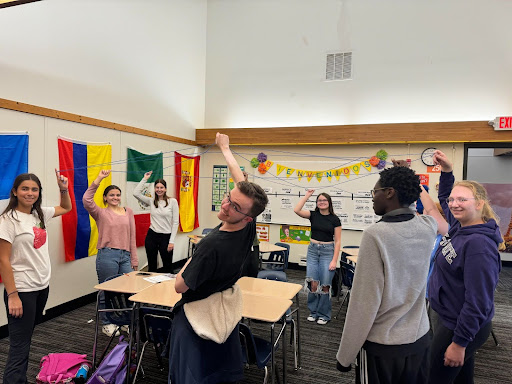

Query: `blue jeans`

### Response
(96, 247, 132, 324)
(306, 242, 335, 321)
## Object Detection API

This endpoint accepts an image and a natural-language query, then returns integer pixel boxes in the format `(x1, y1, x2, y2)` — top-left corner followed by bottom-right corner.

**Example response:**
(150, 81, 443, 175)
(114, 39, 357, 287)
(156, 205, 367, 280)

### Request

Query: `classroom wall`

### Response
(196, 143, 465, 264)
(0, 0, 207, 139)
(0, 109, 197, 327)
(205, 0, 512, 128)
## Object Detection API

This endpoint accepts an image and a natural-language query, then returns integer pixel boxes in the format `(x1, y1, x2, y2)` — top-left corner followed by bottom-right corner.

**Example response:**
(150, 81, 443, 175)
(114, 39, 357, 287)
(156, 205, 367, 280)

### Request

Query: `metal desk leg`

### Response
(271, 323, 275, 384)
(282, 317, 287, 384)
(92, 291, 101, 370)
(129, 302, 139, 383)
(295, 292, 302, 369)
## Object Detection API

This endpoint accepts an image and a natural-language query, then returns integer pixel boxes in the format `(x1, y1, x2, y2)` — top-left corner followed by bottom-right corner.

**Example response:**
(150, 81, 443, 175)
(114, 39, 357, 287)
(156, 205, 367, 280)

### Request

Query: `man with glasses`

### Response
(169, 133, 268, 384)
(336, 165, 437, 384)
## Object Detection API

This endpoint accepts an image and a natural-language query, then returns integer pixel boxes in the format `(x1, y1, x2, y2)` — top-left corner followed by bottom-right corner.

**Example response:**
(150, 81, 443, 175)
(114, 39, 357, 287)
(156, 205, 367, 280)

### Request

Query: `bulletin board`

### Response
(254, 160, 382, 231)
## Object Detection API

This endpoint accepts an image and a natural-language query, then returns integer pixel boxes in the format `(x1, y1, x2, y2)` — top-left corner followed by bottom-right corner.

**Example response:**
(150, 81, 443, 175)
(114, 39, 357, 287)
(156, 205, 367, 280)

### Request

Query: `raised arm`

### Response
(432, 150, 457, 227)
(215, 133, 245, 183)
(53, 168, 72, 217)
(419, 185, 449, 235)
(294, 189, 314, 219)
(133, 171, 153, 205)
(83, 170, 110, 219)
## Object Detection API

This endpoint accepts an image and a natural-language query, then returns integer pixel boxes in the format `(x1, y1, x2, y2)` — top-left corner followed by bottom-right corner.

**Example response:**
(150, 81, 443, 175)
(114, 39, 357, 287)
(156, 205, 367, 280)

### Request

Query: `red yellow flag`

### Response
(175, 152, 200, 232)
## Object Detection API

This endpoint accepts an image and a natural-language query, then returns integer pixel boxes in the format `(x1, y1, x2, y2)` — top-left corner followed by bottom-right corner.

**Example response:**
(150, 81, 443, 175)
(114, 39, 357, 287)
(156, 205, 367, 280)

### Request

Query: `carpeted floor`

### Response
(0, 266, 511, 383)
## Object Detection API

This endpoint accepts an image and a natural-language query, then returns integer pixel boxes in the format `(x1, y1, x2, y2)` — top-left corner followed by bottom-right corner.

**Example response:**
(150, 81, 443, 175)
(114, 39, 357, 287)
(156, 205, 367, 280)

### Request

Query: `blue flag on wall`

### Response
(0, 133, 29, 208)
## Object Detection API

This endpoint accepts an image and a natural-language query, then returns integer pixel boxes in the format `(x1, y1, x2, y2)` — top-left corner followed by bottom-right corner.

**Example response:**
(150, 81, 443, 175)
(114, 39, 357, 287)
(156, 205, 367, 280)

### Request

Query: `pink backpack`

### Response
(36, 353, 91, 384)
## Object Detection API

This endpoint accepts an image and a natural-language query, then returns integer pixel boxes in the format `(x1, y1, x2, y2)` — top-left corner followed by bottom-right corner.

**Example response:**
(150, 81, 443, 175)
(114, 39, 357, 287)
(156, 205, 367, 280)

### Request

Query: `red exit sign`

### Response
(494, 116, 512, 130)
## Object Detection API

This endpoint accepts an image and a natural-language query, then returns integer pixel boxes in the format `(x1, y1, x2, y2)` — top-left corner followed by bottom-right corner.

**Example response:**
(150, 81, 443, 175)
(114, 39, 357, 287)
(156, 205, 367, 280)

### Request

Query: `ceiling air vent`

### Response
(325, 52, 352, 81)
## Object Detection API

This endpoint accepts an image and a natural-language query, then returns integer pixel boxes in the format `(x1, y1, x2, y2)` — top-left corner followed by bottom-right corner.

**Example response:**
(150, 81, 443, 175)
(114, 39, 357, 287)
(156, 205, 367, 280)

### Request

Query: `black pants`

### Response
(145, 228, 173, 273)
(356, 332, 431, 384)
(3, 287, 49, 384)
(429, 309, 492, 384)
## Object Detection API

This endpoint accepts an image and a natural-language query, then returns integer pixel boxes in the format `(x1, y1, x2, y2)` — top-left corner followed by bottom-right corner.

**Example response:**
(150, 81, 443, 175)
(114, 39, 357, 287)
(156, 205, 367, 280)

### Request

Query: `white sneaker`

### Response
(121, 325, 130, 334)
(317, 318, 328, 325)
(307, 315, 316, 322)
(102, 324, 120, 337)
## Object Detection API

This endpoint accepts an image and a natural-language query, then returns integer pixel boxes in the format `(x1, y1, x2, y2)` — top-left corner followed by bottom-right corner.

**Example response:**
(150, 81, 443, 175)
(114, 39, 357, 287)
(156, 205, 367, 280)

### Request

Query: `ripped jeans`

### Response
(306, 242, 335, 321)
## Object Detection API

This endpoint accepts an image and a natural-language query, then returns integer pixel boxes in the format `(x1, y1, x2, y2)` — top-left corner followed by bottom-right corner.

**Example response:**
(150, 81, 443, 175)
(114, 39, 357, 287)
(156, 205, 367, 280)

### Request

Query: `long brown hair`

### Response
(153, 179, 170, 208)
(1, 173, 46, 229)
(454, 180, 505, 251)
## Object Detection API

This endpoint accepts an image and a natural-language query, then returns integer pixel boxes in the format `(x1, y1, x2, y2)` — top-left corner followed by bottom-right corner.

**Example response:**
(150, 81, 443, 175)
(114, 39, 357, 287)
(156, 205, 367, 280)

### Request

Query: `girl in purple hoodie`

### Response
(428, 150, 504, 384)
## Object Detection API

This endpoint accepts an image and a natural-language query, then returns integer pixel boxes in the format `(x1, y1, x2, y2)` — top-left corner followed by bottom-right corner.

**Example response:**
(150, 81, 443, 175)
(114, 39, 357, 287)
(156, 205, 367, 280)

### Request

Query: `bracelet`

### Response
(7, 290, 18, 298)
(60, 189, 68, 194)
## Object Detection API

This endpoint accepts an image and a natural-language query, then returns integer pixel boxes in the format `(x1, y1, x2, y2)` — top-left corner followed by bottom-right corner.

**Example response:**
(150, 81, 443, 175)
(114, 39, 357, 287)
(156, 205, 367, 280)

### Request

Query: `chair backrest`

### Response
(142, 307, 173, 358)
(202, 228, 213, 235)
(238, 323, 272, 369)
(340, 261, 355, 288)
(268, 242, 290, 270)
(103, 274, 133, 326)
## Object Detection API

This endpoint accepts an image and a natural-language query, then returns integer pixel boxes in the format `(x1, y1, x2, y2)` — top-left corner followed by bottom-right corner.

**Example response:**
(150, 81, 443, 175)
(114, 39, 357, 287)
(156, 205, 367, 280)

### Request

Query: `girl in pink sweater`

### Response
(83, 170, 138, 337)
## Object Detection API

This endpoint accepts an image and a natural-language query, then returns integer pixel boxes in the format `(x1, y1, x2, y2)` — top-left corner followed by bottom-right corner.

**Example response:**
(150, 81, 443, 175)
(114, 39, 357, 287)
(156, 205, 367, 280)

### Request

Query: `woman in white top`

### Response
(133, 171, 179, 272)
(0, 171, 71, 384)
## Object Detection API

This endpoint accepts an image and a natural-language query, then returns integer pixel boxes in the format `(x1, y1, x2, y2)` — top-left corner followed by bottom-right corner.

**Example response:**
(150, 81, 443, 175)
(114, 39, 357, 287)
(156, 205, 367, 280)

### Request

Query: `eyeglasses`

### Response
(371, 187, 392, 197)
(223, 192, 252, 217)
(317, 199, 329, 203)
(446, 197, 476, 205)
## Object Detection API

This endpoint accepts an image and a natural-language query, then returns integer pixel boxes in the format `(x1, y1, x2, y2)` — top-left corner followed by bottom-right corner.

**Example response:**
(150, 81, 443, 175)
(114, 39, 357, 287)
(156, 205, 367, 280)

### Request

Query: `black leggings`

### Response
(145, 228, 173, 273)
(3, 287, 49, 384)
(429, 309, 492, 384)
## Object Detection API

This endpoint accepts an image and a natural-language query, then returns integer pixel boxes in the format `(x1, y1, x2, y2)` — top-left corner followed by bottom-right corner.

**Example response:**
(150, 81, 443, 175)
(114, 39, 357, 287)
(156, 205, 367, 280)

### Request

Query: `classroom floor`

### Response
(0, 267, 511, 384)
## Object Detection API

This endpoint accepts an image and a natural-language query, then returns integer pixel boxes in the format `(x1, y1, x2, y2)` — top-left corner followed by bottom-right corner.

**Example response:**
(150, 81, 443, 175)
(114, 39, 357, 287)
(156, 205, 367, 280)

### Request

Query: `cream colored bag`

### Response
(184, 284, 243, 344)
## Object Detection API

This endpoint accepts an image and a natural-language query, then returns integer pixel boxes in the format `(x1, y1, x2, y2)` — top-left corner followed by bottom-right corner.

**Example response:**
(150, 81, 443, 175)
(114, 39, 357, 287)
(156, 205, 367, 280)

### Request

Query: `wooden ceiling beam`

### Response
(196, 121, 512, 146)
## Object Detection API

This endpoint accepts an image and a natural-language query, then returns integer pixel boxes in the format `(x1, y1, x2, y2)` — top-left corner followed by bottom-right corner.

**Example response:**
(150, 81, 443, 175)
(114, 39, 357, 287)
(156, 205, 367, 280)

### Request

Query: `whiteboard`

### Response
(254, 160, 382, 230)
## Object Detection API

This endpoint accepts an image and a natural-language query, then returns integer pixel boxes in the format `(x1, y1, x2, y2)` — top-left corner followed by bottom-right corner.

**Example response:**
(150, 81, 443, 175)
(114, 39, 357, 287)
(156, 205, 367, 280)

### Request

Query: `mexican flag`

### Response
(126, 147, 163, 247)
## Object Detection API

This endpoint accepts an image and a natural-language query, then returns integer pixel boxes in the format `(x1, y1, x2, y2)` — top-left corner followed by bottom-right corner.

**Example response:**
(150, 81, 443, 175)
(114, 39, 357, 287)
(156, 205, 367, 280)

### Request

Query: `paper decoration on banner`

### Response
(276, 159, 375, 183)
(418, 174, 430, 186)
(256, 223, 270, 242)
(280, 225, 311, 244)
(212, 165, 228, 211)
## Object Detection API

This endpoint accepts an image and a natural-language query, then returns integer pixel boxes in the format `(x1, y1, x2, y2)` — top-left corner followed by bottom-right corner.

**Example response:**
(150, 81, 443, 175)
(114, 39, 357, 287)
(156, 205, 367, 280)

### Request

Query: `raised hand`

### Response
(143, 171, 153, 180)
(55, 168, 68, 191)
(98, 170, 111, 179)
(215, 132, 229, 150)
(432, 150, 453, 172)
(306, 189, 315, 198)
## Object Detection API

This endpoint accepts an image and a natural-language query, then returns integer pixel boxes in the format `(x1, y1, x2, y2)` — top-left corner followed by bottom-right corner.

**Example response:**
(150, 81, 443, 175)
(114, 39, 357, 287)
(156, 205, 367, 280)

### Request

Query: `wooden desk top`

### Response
(237, 276, 301, 300)
(187, 235, 204, 244)
(242, 292, 292, 323)
(94, 271, 162, 294)
(342, 247, 359, 257)
(129, 280, 182, 307)
(259, 242, 287, 253)
(346, 255, 358, 264)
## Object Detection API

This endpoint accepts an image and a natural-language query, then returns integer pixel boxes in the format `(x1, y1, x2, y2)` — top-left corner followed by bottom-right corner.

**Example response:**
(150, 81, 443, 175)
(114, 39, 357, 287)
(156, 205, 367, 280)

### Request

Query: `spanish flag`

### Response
(58, 137, 112, 262)
(174, 151, 200, 232)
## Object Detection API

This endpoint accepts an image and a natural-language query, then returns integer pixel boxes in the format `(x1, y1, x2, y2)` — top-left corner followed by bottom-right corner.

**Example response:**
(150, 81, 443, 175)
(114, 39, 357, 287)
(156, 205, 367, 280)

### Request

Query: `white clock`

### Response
(421, 148, 436, 166)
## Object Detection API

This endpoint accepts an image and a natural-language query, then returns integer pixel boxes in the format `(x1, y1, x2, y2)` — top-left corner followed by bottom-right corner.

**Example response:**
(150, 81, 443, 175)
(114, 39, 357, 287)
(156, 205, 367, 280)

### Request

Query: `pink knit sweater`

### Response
(82, 183, 138, 266)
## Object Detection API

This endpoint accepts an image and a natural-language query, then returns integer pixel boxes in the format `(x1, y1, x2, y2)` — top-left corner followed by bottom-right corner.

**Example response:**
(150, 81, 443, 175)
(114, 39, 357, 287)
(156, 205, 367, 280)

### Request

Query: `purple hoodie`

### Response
(428, 171, 502, 347)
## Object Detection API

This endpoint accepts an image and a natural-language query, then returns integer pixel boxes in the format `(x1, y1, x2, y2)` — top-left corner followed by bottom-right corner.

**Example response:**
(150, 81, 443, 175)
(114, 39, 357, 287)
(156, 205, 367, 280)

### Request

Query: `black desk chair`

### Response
(333, 261, 355, 320)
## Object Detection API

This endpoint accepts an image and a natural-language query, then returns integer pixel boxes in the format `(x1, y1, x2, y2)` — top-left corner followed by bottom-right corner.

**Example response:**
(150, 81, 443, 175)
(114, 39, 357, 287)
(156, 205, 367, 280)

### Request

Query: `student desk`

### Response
(237, 276, 303, 378)
(258, 242, 287, 270)
(92, 271, 163, 379)
(342, 247, 359, 257)
(187, 234, 204, 258)
(346, 255, 358, 264)
(129, 282, 291, 384)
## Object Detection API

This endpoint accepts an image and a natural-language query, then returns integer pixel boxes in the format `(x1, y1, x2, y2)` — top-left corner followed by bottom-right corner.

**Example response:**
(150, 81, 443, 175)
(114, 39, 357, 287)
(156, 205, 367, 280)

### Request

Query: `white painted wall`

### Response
(0, 0, 207, 139)
(0, 109, 196, 327)
(205, 0, 512, 128)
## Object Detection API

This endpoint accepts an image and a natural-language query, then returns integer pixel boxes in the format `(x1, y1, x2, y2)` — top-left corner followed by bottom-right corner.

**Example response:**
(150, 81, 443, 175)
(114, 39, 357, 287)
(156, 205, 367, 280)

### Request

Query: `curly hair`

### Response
(378, 167, 421, 206)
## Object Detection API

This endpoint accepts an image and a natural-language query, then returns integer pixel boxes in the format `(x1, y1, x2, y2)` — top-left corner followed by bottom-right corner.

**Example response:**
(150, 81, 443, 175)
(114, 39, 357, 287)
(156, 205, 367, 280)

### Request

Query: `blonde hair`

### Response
(454, 180, 505, 251)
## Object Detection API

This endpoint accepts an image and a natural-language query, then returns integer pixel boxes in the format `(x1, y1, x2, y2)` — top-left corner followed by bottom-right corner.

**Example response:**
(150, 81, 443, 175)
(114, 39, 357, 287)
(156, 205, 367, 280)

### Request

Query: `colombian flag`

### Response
(174, 151, 200, 232)
(58, 137, 112, 262)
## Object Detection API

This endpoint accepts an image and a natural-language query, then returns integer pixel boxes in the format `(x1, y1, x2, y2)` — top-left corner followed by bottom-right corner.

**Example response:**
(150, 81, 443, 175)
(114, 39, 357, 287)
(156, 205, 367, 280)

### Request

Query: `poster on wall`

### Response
(256, 223, 270, 242)
(280, 225, 311, 244)
(482, 183, 512, 254)
(212, 165, 228, 211)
